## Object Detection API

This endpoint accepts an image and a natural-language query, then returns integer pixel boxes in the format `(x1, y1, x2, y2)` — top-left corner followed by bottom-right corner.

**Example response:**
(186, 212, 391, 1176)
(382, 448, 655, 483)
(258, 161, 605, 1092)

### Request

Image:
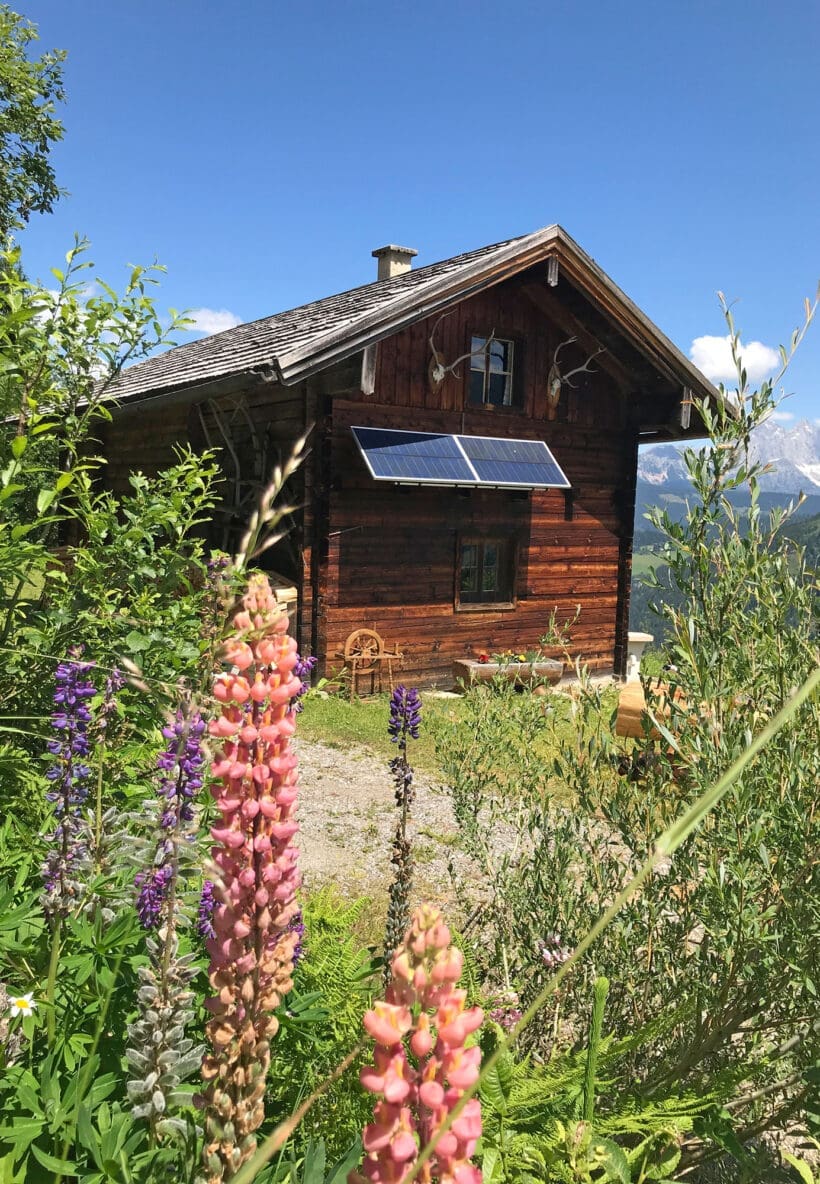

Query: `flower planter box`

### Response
(453, 658, 564, 688)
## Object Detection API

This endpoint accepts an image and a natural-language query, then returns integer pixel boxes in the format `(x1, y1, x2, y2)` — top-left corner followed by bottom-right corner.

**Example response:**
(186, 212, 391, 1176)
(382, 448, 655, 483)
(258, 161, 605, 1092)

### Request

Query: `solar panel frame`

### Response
(351, 426, 475, 485)
(455, 434, 571, 489)
(351, 426, 571, 490)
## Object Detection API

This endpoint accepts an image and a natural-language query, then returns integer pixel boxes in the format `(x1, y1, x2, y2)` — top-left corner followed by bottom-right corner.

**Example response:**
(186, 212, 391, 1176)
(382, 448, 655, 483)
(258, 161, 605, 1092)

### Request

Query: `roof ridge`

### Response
(104, 224, 721, 415)
(143, 231, 535, 359)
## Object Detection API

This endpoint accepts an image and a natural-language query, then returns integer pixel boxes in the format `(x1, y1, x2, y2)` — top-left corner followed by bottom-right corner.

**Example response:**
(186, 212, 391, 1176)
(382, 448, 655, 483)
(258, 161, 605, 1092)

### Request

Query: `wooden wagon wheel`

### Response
(344, 628, 384, 676)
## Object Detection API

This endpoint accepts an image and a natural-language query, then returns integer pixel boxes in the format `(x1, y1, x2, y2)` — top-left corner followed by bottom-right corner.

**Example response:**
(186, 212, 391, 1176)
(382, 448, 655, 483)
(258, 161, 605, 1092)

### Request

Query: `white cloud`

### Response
(769, 410, 794, 423)
(689, 334, 780, 384)
(186, 308, 242, 335)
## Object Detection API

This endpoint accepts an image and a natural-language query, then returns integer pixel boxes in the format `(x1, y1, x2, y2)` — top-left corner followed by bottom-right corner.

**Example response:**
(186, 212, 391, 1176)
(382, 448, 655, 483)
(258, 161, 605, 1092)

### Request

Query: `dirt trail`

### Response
(295, 738, 470, 908)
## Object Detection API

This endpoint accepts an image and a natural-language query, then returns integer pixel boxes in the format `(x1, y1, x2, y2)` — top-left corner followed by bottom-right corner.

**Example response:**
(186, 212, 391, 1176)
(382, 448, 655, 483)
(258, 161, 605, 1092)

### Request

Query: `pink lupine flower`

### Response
(199, 574, 304, 1184)
(351, 904, 483, 1184)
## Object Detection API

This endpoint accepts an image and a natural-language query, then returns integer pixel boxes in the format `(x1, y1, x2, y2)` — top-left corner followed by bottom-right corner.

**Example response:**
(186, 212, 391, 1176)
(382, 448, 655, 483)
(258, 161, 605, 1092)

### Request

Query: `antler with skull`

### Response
(428, 314, 497, 389)
(546, 336, 605, 419)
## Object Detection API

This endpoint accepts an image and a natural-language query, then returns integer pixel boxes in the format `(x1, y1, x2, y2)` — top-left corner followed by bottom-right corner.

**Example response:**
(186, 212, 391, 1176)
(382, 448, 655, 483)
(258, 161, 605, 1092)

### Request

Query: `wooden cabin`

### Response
(101, 226, 720, 686)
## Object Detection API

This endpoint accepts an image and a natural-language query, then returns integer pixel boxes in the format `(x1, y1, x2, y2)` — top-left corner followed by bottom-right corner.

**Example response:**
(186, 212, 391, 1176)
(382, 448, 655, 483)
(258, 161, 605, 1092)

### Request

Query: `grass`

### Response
(631, 550, 666, 577)
(298, 678, 622, 784)
(297, 691, 470, 775)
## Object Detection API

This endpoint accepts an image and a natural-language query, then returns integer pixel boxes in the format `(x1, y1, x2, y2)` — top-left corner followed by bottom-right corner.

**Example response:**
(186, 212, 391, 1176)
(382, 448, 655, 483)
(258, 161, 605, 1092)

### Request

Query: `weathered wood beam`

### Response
(521, 283, 634, 392)
(108, 368, 278, 419)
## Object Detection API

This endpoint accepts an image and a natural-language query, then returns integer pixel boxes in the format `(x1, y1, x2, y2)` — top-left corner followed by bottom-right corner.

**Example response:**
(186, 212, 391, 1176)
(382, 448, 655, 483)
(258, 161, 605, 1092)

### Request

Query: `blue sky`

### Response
(19, 0, 820, 424)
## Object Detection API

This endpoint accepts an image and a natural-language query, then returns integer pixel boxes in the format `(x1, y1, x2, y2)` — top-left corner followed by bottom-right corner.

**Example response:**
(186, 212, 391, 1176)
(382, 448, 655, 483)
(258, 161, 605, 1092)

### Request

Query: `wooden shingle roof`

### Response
(108, 225, 721, 409)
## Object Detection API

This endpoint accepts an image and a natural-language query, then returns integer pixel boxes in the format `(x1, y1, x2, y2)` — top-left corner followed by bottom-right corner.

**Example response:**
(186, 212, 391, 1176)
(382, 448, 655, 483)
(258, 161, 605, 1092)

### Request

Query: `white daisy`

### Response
(8, 992, 36, 1017)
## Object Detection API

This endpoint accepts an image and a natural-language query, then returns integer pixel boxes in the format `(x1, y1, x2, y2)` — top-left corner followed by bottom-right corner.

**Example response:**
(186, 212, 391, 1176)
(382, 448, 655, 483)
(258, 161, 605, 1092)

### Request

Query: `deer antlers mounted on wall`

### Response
(428, 314, 496, 389)
(546, 336, 606, 420)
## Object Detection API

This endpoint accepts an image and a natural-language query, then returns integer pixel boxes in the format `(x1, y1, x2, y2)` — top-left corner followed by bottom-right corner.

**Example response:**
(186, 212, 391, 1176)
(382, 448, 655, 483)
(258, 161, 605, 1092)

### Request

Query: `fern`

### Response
(265, 888, 380, 1161)
(478, 1020, 727, 1182)
(451, 925, 483, 1005)
(297, 887, 378, 1017)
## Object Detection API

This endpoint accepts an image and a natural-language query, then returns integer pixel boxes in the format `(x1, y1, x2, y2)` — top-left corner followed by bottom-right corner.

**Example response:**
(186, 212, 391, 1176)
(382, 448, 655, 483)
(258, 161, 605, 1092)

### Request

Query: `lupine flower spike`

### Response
(199, 574, 303, 1183)
(41, 649, 96, 917)
(292, 653, 317, 712)
(133, 709, 206, 929)
(126, 706, 207, 1136)
(353, 903, 484, 1184)
(384, 686, 422, 984)
(540, 933, 570, 970)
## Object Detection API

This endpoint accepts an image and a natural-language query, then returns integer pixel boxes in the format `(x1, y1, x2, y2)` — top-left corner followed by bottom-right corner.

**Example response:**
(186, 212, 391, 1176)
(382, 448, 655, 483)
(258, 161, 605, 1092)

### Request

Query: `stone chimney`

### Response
(372, 244, 417, 281)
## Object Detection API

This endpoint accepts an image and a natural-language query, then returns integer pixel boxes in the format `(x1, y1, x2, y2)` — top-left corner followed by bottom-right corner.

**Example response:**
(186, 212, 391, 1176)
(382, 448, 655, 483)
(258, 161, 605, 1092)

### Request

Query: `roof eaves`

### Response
(551, 228, 728, 413)
(274, 223, 727, 418)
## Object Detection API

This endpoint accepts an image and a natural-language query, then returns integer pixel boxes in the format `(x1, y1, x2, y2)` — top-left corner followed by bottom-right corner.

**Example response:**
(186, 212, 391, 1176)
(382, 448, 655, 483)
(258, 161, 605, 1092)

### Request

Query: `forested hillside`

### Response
(630, 511, 819, 639)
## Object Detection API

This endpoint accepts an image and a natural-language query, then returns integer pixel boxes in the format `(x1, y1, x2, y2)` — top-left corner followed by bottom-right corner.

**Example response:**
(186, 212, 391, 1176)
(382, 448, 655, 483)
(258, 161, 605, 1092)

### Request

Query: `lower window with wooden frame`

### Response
(456, 536, 516, 609)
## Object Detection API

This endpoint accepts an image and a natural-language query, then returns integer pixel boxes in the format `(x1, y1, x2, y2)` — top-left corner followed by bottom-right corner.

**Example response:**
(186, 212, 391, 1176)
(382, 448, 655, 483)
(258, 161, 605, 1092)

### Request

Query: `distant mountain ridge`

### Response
(638, 417, 820, 493)
(635, 418, 820, 531)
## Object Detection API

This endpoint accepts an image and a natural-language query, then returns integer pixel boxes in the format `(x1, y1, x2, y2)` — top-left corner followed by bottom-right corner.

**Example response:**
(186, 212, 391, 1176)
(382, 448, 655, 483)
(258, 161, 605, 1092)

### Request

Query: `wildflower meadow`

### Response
(1, 11, 819, 1182)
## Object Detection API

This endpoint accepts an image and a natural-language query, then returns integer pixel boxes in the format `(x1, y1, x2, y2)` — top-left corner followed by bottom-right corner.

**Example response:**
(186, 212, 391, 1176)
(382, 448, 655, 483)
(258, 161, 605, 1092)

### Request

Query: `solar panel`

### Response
(351, 427, 475, 483)
(351, 427, 570, 489)
(456, 435, 570, 489)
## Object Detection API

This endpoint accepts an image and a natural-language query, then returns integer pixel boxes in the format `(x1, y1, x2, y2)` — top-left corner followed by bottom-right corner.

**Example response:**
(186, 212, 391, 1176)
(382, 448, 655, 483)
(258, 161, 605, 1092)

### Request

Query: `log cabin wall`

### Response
(315, 278, 639, 686)
(95, 272, 651, 685)
(98, 401, 192, 495)
(96, 378, 315, 641)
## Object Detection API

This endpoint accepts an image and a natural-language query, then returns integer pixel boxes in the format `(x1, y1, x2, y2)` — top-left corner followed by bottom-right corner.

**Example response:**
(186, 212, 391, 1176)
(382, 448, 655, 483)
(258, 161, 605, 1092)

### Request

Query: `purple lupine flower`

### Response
(286, 909, 306, 965)
(134, 709, 206, 930)
(388, 685, 422, 743)
(126, 704, 208, 1127)
(291, 653, 317, 712)
(134, 865, 174, 929)
(488, 989, 523, 1032)
(384, 688, 421, 984)
(41, 649, 97, 915)
(156, 711, 206, 828)
(197, 879, 216, 940)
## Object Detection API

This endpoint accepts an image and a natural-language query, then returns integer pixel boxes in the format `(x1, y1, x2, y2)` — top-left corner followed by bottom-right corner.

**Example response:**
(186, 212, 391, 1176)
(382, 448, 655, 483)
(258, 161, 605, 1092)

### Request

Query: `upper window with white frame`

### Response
(468, 336, 516, 407)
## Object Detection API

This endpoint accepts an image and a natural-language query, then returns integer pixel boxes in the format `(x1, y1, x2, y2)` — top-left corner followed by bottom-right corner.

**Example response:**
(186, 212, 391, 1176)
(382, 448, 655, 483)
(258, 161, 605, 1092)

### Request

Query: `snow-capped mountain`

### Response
(637, 445, 689, 486)
(638, 418, 820, 493)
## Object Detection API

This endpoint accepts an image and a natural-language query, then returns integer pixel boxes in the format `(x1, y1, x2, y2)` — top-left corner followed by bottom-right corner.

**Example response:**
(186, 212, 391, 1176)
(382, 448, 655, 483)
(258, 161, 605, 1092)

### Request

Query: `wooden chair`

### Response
(340, 628, 402, 701)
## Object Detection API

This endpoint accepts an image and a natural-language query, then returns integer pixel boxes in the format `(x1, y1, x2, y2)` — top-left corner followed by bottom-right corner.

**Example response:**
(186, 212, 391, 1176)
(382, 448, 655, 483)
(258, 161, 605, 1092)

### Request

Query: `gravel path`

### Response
(295, 737, 471, 909)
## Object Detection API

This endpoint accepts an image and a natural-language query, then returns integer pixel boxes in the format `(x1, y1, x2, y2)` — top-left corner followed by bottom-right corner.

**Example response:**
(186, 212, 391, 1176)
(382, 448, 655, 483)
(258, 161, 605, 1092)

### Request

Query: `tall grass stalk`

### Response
(582, 976, 609, 1126)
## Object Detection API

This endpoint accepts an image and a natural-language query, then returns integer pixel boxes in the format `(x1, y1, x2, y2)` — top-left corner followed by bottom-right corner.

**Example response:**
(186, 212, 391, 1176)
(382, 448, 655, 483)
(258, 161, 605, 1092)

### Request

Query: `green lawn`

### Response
(297, 681, 621, 781)
(631, 550, 666, 577)
(296, 691, 466, 774)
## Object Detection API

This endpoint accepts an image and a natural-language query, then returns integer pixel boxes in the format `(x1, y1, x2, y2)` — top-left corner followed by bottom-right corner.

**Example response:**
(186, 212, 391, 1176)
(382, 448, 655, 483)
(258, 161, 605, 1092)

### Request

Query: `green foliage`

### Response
(438, 297, 820, 1174)
(0, 239, 189, 698)
(0, 5, 65, 235)
(477, 1015, 718, 1184)
(266, 890, 380, 1160)
(38, 449, 219, 682)
(782, 509, 820, 571)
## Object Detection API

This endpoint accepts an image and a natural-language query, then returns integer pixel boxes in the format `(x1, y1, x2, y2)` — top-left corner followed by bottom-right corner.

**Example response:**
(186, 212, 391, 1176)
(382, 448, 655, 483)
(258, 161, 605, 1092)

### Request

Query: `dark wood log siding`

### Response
(98, 379, 316, 653)
(316, 279, 638, 686)
(98, 402, 192, 494)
